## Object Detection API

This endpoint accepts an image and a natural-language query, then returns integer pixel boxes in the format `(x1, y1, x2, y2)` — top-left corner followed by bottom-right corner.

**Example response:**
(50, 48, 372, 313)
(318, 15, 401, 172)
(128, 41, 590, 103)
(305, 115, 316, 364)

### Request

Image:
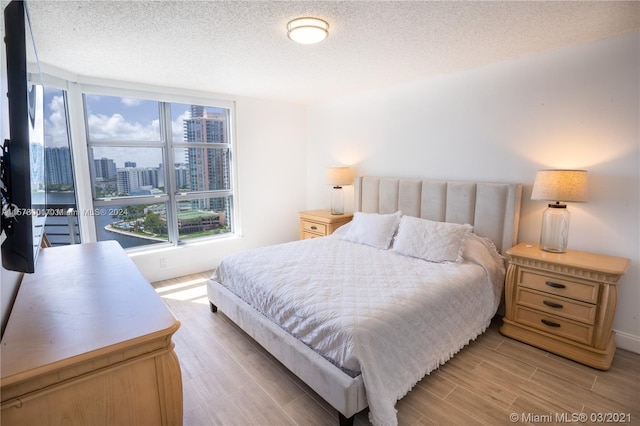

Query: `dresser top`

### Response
(1, 241, 178, 382)
(507, 243, 630, 276)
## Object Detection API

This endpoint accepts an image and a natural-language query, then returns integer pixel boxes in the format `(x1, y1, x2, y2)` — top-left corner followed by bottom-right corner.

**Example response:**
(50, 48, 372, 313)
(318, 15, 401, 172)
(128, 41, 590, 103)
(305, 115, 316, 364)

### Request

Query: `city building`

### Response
(183, 106, 230, 213)
(130, 185, 162, 196)
(94, 157, 116, 180)
(45, 146, 74, 186)
(174, 164, 189, 190)
(29, 142, 45, 188)
(116, 167, 160, 195)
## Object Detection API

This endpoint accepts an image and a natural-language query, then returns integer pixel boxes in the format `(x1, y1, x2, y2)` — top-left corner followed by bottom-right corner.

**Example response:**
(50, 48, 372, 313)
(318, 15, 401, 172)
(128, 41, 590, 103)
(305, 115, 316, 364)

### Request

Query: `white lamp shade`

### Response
(531, 170, 588, 203)
(326, 167, 354, 187)
(287, 17, 329, 44)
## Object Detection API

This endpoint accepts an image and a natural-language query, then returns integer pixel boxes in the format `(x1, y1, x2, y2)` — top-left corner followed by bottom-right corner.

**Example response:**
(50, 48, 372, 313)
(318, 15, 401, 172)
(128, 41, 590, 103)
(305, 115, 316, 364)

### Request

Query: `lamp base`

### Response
(331, 186, 344, 215)
(539, 203, 570, 253)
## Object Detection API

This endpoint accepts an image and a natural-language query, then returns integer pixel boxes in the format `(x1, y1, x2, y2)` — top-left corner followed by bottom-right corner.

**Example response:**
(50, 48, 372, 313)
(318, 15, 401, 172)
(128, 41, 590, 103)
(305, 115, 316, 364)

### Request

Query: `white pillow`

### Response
(342, 211, 402, 249)
(332, 221, 351, 236)
(392, 216, 472, 263)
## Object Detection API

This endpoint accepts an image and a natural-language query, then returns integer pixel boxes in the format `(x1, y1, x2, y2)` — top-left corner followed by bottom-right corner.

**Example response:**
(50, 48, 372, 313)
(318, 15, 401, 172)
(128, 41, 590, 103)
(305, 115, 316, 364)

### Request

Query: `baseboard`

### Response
(615, 329, 640, 354)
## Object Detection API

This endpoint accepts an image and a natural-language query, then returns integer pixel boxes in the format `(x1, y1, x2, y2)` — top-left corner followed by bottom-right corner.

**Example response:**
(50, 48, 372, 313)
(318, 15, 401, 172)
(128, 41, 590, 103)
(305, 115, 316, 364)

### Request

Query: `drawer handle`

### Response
(545, 281, 566, 289)
(543, 300, 564, 309)
(310, 226, 317, 230)
(541, 319, 561, 328)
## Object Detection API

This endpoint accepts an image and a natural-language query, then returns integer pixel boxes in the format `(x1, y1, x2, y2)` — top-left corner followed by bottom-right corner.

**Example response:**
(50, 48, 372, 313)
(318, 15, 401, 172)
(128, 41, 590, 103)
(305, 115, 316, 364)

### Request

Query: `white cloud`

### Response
(85, 110, 163, 167)
(44, 98, 200, 168)
(44, 95, 69, 147)
(172, 110, 191, 142)
(120, 98, 144, 107)
(87, 113, 160, 141)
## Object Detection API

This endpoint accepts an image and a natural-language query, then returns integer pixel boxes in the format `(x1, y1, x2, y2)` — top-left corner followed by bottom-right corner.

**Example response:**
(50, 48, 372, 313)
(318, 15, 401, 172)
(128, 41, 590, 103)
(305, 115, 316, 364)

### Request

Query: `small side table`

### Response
(299, 209, 353, 240)
(500, 243, 629, 370)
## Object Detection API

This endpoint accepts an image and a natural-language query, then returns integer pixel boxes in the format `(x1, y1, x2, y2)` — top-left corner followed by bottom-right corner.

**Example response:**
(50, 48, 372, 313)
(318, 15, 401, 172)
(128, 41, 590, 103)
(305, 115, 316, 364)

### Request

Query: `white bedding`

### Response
(213, 233, 505, 426)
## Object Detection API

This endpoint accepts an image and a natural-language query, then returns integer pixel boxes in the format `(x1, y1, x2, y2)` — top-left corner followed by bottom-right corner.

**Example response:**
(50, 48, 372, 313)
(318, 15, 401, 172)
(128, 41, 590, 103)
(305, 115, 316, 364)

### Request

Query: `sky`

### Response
(43, 90, 218, 168)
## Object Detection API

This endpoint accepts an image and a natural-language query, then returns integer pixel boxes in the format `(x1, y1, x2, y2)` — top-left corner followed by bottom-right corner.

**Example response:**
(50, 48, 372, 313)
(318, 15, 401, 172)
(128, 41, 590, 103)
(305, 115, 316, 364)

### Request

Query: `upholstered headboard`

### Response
(354, 177, 522, 254)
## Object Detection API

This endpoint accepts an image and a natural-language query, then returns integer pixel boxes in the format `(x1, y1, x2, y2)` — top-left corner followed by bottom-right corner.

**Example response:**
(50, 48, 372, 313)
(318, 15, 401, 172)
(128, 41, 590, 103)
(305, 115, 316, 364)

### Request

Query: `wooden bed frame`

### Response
(207, 176, 522, 424)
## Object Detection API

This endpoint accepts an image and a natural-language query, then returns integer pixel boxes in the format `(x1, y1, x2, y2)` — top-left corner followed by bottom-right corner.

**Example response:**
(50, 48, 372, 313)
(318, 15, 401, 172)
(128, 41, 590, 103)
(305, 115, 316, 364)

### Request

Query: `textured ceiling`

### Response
(23, 1, 640, 104)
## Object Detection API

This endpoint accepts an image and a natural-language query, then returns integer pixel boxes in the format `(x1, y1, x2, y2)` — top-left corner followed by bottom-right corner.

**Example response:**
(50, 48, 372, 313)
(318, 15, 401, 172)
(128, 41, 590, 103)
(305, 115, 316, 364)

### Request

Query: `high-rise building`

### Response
(94, 158, 117, 180)
(116, 167, 159, 195)
(45, 146, 74, 185)
(138, 167, 159, 188)
(116, 168, 138, 195)
(30, 143, 45, 188)
(183, 106, 230, 213)
(124, 161, 137, 168)
(174, 164, 189, 190)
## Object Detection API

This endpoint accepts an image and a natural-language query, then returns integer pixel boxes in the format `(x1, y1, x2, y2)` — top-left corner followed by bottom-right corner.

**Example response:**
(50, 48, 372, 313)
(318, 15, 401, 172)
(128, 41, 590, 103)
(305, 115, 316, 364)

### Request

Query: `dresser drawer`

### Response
(518, 269, 599, 304)
(301, 220, 327, 235)
(516, 287, 597, 324)
(514, 306, 594, 345)
(302, 232, 321, 240)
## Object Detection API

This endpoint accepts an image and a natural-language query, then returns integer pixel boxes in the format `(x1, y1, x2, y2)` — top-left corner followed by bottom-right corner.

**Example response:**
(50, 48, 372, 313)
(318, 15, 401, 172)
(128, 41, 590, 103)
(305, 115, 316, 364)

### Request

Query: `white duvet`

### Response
(213, 233, 505, 426)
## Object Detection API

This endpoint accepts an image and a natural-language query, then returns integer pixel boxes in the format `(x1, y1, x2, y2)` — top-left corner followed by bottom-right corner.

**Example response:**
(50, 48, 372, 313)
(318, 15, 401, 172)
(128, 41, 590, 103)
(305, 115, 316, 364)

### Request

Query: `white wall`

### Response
(306, 33, 640, 352)
(130, 96, 308, 282)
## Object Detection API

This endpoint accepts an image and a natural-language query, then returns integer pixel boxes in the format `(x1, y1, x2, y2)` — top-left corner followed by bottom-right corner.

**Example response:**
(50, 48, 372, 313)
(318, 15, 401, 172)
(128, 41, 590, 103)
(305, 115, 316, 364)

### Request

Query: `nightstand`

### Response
(500, 243, 629, 370)
(299, 209, 353, 240)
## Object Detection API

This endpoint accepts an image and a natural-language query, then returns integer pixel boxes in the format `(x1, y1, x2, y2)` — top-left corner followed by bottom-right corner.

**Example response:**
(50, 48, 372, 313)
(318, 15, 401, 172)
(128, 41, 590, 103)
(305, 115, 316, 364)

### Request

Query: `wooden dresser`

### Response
(1, 241, 183, 425)
(299, 209, 352, 239)
(500, 243, 629, 370)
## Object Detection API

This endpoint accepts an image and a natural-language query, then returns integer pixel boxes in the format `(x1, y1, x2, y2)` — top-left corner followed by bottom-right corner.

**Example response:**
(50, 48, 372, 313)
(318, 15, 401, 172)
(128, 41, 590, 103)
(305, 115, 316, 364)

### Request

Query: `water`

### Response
(46, 192, 159, 249)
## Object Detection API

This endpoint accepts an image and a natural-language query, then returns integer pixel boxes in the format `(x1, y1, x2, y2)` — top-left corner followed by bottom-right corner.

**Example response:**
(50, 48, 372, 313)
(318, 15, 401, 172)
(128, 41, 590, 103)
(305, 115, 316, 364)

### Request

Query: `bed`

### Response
(207, 176, 522, 426)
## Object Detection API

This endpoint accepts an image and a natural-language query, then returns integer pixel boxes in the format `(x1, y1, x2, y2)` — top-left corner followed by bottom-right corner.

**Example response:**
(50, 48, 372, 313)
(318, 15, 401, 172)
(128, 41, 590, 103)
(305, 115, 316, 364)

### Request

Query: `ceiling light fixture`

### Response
(287, 17, 329, 45)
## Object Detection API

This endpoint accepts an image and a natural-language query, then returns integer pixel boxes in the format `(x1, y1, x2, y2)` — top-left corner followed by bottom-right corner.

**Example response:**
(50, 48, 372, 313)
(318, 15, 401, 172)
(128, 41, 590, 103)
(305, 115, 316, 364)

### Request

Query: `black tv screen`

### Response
(1, 0, 45, 273)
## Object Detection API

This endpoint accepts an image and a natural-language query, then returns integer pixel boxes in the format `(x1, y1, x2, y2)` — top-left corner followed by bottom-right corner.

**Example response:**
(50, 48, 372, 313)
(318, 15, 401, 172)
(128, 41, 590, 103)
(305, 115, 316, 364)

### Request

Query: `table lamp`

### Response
(326, 167, 354, 215)
(531, 169, 587, 253)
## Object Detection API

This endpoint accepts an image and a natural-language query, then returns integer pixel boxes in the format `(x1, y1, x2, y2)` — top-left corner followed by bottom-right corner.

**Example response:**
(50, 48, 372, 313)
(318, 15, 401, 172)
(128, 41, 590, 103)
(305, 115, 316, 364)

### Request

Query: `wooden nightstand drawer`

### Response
(516, 287, 597, 324)
(514, 306, 594, 345)
(302, 231, 321, 240)
(301, 220, 327, 235)
(298, 210, 352, 240)
(519, 269, 599, 304)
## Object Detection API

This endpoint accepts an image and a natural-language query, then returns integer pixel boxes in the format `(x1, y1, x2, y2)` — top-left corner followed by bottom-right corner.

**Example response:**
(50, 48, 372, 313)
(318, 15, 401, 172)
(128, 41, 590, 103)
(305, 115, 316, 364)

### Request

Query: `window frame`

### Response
(39, 81, 82, 245)
(81, 87, 237, 251)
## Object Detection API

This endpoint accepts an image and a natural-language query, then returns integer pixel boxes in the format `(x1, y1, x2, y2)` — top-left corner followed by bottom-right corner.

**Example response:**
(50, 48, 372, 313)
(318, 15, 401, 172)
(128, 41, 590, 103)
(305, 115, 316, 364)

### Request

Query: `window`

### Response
(83, 94, 234, 249)
(43, 86, 79, 245)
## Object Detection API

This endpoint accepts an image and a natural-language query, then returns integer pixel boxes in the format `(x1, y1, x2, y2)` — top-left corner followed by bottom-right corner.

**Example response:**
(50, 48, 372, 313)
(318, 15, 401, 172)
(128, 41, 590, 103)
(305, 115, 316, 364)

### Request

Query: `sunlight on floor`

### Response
(155, 278, 210, 304)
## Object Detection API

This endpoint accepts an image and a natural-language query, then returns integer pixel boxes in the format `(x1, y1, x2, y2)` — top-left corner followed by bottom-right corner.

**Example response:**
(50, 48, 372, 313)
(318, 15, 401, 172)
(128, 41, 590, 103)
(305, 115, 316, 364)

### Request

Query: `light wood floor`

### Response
(152, 271, 640, 426)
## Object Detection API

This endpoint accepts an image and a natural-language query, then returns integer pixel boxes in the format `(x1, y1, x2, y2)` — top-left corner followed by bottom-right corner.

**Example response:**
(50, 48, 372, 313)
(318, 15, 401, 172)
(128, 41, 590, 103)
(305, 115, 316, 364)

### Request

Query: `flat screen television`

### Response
(1, 0, 46, 273)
